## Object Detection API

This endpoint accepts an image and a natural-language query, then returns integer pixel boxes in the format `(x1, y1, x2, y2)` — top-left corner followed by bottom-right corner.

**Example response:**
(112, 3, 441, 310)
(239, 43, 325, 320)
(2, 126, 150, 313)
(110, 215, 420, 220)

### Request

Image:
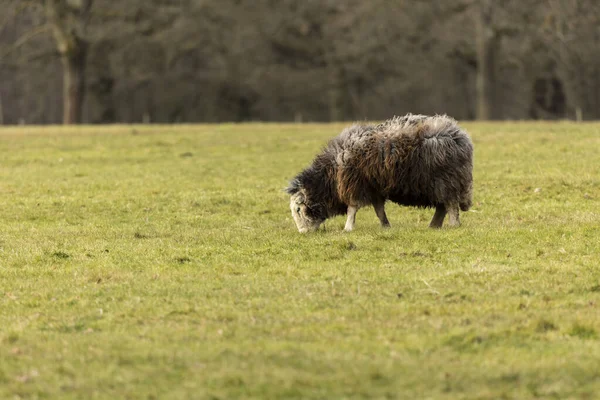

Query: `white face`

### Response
(290, 192, 321, 233)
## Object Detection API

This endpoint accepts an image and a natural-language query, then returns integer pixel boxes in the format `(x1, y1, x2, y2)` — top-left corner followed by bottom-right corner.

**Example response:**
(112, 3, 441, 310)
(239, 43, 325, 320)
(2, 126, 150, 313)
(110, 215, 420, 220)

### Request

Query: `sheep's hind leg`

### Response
(373, 200, 391, 228)
(446, 202, 461, 227)
(344, 205, 358, 232)
(429, 204, 447, 228)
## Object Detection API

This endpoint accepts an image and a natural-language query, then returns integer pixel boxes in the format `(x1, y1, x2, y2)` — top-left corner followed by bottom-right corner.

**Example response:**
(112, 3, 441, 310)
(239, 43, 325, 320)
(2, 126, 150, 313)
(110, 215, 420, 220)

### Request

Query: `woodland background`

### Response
(0, 0, 599, 125)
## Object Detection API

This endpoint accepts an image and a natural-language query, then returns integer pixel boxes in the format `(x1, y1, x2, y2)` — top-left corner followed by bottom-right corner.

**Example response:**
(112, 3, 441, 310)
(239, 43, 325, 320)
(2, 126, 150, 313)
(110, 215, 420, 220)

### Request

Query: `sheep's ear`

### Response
(289, 190, 306, 204)
(286, 179, 301, 195)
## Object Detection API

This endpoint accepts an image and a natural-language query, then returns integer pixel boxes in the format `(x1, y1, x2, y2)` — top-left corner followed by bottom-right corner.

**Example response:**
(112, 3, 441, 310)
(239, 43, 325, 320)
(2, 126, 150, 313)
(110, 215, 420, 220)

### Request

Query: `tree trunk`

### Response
(45, 0, 93, 125)
(61, 38, 87, 124)
(475, 0, 495, 120)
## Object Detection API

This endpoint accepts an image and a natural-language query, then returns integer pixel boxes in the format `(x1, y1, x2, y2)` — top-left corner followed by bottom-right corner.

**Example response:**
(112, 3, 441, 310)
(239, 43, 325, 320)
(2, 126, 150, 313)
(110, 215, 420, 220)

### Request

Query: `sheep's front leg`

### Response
(344, 205, 358, 232)
(373, 200, 390, 228)
(429, 204, 446, 228)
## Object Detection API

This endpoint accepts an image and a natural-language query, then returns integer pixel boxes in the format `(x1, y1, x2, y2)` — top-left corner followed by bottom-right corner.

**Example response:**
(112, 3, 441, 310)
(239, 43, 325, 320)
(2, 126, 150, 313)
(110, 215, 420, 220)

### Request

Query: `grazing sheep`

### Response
(287, 114, 473, 233)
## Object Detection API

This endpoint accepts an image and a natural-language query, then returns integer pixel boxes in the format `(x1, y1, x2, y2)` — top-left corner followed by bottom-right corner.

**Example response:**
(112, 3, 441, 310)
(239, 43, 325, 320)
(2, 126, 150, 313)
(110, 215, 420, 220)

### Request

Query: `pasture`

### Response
(1, 122, 599, 399)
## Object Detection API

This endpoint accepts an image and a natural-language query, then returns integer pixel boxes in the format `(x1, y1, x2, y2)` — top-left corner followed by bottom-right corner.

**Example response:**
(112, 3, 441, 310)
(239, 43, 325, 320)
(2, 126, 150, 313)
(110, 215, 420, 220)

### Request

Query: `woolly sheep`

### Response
(286, 114, 473, 233)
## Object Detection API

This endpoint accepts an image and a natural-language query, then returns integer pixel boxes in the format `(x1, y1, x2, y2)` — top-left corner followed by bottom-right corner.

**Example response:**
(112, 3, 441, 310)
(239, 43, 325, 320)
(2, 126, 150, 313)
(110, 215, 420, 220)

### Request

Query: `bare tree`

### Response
(541, 0, 600, 120)
(45, 0, 93, 124)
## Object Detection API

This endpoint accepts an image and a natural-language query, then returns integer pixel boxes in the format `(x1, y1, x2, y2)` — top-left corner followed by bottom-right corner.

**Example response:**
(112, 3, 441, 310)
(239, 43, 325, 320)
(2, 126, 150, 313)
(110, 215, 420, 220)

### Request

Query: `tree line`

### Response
(0, 0, 598, 124)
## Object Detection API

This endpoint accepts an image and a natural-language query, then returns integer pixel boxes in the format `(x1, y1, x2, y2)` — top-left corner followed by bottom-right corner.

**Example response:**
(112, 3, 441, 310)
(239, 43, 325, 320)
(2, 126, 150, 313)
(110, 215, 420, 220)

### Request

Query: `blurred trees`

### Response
(541, 0, 600, 120)
(0, 0, 599, 124)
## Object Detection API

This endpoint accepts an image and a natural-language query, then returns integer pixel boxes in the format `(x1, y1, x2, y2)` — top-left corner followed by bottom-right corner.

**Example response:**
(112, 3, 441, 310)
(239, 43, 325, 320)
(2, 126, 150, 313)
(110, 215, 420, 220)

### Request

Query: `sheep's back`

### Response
(331, 115, 472, 207)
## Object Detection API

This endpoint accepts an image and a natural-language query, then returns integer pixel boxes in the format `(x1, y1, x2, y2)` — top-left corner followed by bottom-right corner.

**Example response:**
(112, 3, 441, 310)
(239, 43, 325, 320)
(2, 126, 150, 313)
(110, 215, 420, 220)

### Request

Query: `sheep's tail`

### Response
(459, 182, 473, 211)
(460, 200, 471, 212)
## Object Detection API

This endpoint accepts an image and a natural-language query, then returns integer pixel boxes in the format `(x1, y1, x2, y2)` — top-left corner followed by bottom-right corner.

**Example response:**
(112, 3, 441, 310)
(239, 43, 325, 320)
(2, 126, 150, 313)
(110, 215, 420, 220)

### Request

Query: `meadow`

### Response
(0, 121, 599, 399)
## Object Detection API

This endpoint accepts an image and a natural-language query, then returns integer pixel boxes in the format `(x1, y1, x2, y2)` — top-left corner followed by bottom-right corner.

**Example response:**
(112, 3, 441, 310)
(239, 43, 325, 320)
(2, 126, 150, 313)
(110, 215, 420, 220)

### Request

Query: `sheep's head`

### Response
(287, 186, 324, 233)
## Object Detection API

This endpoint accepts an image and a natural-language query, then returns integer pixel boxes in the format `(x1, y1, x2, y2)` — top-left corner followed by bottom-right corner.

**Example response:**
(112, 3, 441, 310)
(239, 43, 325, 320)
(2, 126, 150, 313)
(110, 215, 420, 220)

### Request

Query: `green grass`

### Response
(1, 121, 599, 399)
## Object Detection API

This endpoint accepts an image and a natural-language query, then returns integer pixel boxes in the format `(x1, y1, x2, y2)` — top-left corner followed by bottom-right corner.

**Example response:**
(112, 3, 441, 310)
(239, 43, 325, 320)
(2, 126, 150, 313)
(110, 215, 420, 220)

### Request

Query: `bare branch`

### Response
(0, 24, 51, 61)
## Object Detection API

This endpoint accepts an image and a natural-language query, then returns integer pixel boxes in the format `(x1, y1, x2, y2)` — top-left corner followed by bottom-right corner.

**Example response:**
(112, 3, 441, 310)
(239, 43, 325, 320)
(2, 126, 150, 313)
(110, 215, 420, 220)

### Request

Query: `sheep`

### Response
(286, 114, 473, 233)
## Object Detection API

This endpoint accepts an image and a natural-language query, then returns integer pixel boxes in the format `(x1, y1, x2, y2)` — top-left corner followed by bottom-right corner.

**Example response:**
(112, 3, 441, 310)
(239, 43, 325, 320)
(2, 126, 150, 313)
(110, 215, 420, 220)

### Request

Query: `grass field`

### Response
(1, 121, 599, 399)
